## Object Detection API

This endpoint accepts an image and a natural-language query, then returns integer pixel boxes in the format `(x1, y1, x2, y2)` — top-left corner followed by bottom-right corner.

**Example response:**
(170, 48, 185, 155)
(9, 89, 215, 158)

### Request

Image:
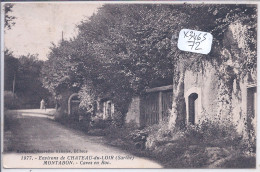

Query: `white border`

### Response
(0, 1, 260, 5)
(1, 1, 259, 172)
(1, 2, 5, 171)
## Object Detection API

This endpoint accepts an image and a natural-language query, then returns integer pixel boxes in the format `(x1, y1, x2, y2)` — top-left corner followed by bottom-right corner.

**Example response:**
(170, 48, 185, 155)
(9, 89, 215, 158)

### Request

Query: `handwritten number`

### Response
(195, 42, 202, 50)
(183, 30, 208, 51)
(202, 33, 207, 42)
(187, 41, 195, 50)
(189, 32, 196, 40)
(197, 33, 201, 40)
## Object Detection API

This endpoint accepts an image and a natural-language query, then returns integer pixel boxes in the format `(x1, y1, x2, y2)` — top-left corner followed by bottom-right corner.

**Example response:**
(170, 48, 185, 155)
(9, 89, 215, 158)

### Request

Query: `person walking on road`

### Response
(40, 99, 45, 110)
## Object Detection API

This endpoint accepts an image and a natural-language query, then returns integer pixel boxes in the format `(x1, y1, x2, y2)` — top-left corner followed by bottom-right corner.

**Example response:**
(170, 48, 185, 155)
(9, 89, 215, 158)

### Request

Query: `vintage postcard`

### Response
(1, 1, 258, 169)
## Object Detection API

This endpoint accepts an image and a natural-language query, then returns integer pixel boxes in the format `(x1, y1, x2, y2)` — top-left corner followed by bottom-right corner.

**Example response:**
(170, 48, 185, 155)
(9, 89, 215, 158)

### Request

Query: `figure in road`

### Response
(40, 99, 45, 110)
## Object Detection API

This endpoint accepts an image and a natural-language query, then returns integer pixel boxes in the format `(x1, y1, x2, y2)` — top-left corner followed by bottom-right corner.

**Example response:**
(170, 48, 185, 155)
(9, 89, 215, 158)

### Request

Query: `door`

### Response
(161, 90, 173, 121)
(247, 87, 257, 142)
(140, 92, 159, 127)
(188, 93, 198, 125)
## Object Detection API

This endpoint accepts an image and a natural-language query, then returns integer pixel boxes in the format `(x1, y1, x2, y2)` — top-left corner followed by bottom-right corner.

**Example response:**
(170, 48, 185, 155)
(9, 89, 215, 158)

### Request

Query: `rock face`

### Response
(125, 97, 140, 127)
(183, 60, 256, 140)
(125, 26, 256, 143)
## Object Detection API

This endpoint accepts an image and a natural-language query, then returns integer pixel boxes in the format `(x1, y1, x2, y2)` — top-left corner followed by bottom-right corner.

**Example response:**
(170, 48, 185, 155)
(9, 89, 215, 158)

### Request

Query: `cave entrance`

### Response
(188, 93, 198, 125)
(247, 86, 257, 142)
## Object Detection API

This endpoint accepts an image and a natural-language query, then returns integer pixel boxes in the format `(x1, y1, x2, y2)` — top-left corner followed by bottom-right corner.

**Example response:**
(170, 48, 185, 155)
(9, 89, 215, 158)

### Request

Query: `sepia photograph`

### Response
(1, 1, 257, 169)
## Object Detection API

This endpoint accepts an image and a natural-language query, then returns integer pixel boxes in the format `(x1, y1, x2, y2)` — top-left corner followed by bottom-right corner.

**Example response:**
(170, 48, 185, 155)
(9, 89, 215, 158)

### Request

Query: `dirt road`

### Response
(4, 110, 162, 168)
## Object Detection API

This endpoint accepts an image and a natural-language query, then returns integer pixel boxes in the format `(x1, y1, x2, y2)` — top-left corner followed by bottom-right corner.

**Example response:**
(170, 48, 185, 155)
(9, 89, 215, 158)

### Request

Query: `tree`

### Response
(42, 4, 256, 128)
(4, 3, 16, 30)
(4, 50, 19, 92)
(75, 4, 181, 115)
(4, 4, 17, 93)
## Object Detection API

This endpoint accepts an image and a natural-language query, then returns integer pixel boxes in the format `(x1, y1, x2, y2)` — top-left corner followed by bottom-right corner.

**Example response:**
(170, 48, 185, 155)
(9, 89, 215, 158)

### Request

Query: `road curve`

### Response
(3, 110, 162, 168)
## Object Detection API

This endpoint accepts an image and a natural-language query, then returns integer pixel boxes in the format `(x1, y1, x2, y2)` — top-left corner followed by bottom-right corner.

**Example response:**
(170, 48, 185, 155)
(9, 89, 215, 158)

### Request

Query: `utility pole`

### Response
(12, 73, 15, 94)
(62, 31, 64, 42)
(12, 73, 16, 106)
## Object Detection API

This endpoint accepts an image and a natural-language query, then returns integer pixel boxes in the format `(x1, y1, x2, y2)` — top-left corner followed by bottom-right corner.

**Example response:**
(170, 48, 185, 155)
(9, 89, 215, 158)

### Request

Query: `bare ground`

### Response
(4, 110, 162, 168)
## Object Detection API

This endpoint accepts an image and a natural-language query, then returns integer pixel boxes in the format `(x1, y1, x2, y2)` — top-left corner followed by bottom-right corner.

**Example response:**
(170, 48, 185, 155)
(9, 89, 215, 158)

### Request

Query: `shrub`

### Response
(103, 123, 137, 143)
(181, 120, 245, 149)
(143, 117, 249, 153)
(138, 119, 254, 168)
(128, 129, 148, 150)
(4, 91, 21, 110)
(54, 107, 92, 132)
(124, 120, 139, 129)
(144, 120, 177, 150)
(53, 109, 64, 120)
(90, 116, 111, 129)
(4, 110, 18, 131)
(111, 111, 125, 128)
(89, 110, 127, 129)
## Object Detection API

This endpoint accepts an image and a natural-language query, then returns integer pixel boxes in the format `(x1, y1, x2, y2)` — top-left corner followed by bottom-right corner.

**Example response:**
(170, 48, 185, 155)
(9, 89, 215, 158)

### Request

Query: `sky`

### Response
(4, 2, 103, 61)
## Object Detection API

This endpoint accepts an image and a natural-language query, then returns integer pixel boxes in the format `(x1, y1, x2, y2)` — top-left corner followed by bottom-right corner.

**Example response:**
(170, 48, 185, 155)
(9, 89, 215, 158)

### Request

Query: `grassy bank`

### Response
(53, 113, 256, 168)
(84, 121, 256, 168)
(4, 110, 20, 152)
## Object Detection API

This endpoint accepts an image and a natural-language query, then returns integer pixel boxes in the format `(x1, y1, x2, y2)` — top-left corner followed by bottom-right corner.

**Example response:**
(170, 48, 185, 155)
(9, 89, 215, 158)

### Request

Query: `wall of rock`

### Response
(125, 96, 140, 127)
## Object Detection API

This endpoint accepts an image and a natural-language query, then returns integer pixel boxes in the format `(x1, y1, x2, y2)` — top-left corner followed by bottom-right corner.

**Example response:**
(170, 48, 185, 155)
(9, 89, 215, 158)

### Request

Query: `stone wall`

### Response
(124, 59, 256, 137)
(184, 62, 219, 124)
(125, 96, 140, 127)
(184, 62, 256, 137)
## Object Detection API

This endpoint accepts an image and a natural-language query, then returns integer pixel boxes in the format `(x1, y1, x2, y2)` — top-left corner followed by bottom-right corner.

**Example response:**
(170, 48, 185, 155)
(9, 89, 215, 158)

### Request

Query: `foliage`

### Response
(111, 111, 125, 128)
(4, 91, 21, 110)
(41, 41, 81, 97)
(168, 4, 257, 129)
(4, 50, 19, 92)
(140, 119, 255, 168)
(90, 117, 111, 130)
(145, 120, 177, 150)
(146, 118, 247, 149)
(17, 54, 52, 108)
(4, 3, 16, 30)
(54, 108, 92, 132)
(41, 4, 257, 127)
(53, 109, 65, 121)
(5, 52, 53, 109)
(182, 120, 245, 149)
(78, 82, 96, 108)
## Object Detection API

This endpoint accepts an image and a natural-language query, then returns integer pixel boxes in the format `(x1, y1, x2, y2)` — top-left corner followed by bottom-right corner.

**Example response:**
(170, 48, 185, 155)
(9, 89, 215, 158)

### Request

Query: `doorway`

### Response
(188, 93, 198, 125)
